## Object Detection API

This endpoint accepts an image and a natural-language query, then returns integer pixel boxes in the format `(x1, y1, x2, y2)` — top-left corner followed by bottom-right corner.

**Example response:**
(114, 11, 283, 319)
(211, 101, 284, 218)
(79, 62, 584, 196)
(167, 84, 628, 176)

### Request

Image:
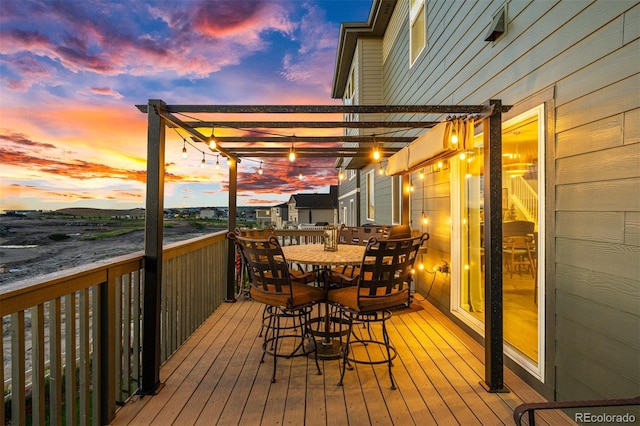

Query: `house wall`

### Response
(378, 0, 639, 401)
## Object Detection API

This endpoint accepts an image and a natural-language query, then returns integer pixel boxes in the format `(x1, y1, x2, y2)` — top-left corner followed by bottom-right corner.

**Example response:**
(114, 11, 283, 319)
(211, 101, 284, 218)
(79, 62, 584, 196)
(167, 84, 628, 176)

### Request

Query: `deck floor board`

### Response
(112, 296, 575, 425)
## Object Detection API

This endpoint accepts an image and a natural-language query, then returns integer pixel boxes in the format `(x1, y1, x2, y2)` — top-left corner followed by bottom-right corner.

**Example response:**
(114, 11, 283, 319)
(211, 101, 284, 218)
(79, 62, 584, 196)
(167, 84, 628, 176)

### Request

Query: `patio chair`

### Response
(327, 233, 427, 389)
(386, 224, 413, 239)
(228, 232, 324, 383)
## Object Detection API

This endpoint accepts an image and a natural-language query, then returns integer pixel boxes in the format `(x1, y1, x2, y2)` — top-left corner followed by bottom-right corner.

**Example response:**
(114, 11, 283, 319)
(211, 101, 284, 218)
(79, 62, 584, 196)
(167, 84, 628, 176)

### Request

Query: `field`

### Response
(0, 212, 229, 286)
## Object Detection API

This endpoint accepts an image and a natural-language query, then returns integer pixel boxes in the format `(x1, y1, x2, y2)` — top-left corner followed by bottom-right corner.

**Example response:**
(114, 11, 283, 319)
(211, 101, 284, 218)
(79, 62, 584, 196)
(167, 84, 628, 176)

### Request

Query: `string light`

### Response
(378, 162, 384, 175)
(227, 156, 234, 166)
(215, 155, 220, 169)
(258, 161, 263, 175)
(298, 167, 303, 180)
(181, 139, 187, 158)
(422, 213, 429, 225)
(209, 126, 216, 149)
(338, 168, 344, 181)
(419, 169, 425, 179)
(372, 135, 380, 160)
(289, 143, 296, 162)
(200, 152, 206, 168)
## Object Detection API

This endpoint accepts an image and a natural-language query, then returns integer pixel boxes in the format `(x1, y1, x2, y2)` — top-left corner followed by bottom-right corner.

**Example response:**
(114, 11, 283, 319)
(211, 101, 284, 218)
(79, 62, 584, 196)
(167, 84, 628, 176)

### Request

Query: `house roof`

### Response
(331, 0, 397, 98)
(290, 186, 338, 209)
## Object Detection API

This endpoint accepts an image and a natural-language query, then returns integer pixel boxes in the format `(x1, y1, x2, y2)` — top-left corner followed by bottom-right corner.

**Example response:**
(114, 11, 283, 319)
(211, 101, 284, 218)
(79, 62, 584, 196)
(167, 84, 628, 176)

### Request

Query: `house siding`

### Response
(361, 0, 639, 401)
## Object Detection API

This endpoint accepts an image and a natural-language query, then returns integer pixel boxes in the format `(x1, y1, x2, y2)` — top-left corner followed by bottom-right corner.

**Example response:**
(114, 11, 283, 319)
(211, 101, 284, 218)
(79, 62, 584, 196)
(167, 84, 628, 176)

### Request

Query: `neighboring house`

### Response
(332, 0, 639, 402)
(254, 208, 271, 227)
(288, 186, 338, 226)
(198, 208, 217, 219)
(270, 202, 289, 228)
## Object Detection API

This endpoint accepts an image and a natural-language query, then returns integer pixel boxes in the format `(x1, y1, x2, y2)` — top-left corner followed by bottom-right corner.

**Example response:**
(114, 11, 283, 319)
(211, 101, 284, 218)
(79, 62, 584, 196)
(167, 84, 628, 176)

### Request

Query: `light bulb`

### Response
(258, 162, 263, 175)
(227, 157, 234, 166)
(419, 170, 425, 179)
(200, 154, 205, 168)
(215, 156, 220, 169)
(298, 168, 303, 180)
(182, 145, 187, 159)
(209, 139, 216, 149)
(289, 145, 296, 162)
(373, 148, 380, 160)
(451, 131, 458, 145)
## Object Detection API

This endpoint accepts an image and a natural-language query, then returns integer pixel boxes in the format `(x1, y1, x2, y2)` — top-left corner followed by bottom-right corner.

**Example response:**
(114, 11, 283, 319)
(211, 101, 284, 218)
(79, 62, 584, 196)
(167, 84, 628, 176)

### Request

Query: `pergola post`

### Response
(481, 99, 507, 392)
(226, 159, 238, 302)
(141, 99, 165, 395)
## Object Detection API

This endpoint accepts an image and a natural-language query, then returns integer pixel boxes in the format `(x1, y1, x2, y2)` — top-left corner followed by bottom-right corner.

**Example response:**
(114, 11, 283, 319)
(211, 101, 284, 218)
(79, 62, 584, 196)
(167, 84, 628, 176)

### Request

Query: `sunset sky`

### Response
(0, 0, 373, 211)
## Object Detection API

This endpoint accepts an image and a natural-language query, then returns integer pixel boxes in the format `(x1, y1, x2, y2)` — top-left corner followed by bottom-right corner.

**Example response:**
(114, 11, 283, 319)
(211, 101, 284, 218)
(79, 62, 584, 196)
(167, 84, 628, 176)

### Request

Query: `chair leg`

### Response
(381, 318, 395, 390)
(305, 309, 322, 376)
(338, 313, 354, 387)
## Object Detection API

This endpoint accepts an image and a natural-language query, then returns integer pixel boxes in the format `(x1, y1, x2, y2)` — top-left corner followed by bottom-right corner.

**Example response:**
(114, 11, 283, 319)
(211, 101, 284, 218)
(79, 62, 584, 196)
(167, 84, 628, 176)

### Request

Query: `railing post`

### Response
(226, 158, 238, 301)
(99, 273, 117, 423)
(141, 99, 166, 394)
(481, 99, 508, 393)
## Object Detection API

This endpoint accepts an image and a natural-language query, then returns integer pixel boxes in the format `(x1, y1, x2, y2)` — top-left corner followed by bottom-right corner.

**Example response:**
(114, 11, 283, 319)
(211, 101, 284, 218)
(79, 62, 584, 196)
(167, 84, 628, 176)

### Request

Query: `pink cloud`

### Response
(90, 87, 123, 99)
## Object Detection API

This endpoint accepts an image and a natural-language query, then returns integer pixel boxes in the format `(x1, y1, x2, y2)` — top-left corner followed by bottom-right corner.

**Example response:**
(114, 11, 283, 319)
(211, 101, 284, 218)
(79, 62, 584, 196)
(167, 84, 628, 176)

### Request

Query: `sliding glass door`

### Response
(451, 105, 545, 379)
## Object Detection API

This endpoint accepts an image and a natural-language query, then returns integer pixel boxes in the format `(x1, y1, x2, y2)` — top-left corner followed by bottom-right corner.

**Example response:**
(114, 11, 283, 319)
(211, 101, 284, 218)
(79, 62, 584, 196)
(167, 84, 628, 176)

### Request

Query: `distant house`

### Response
(198, 208, 216, 219)
(254, 208, 271, 227)
(287, 186, 338, 226)
(270, 202, 289, 229)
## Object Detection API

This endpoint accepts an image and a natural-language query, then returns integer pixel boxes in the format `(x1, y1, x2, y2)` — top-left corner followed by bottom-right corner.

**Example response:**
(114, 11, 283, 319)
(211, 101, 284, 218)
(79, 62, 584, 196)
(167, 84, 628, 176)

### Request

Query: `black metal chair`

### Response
(327, 233, 427, 389)
(228, 233, 324, 383)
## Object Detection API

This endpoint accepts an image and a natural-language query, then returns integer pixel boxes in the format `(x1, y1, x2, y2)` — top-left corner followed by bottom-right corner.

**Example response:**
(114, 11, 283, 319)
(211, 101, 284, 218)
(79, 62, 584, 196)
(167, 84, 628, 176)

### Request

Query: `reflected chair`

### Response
(502, 220, 537, 302)
(502, 220, 536, 279)
(327, 233, 427, 389)
(228, 233, 324, 383)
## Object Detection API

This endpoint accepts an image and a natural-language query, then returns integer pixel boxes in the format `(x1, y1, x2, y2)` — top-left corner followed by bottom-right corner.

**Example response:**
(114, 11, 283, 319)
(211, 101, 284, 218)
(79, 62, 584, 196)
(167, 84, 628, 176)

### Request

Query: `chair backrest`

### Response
(337, 225, 360, 245)
(357, 233, 427, 302)
(503, 220, 535, 237)
(355, 226, 385, 245)
(387, 224, 412, 239)
(228, 233, 292, 297)
(236, 226, 275, 239)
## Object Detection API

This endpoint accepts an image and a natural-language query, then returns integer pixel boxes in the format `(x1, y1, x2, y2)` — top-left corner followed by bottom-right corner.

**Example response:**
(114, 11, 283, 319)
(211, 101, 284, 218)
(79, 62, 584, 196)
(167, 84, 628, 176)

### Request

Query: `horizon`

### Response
(0, 1, 373, 212)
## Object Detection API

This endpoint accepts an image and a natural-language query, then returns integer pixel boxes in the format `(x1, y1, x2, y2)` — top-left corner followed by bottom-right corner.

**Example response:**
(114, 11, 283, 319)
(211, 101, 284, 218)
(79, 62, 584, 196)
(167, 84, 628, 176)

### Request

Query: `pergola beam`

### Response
(152, 105, 239, 161)
(195, 136, 414, 144)
(183, 120, 439, 129)
(224, 148, 400, 158)
(137, 104, 505, 114)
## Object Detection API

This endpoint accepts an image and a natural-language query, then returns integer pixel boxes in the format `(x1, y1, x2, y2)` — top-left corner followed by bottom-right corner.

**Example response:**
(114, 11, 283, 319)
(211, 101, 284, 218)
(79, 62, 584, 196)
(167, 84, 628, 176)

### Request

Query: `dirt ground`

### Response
(0, 215, 225, 287)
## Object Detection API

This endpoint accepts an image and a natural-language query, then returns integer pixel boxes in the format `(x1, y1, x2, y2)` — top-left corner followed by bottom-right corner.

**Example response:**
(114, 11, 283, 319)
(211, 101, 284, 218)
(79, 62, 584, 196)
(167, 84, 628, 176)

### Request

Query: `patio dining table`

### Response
(281, 243, 366, 359)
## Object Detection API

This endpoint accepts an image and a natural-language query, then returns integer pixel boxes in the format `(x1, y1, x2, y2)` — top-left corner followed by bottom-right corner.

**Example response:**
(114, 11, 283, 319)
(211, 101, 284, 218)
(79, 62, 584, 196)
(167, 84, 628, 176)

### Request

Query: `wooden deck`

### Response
(112, 295, 574, 425)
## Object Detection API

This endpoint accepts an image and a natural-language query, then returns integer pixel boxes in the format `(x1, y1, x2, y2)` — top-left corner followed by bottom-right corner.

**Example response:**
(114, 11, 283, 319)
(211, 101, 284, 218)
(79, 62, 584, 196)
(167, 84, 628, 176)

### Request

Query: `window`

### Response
(392, 175, 402, 224)
(410, 0, 426, 65)
(366, 170, 375, 220)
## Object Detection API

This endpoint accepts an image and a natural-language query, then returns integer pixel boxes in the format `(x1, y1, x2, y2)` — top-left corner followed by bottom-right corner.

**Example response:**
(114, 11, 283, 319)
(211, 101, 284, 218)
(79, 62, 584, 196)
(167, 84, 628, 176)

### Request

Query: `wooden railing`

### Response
(509, 175, 538, 223)
(1, 231, 228, 425)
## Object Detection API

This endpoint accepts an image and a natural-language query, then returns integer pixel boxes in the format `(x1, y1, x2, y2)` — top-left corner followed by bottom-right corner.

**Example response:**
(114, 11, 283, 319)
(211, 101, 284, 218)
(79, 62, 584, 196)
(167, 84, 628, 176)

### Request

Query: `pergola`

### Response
(137, 99, 511, 396)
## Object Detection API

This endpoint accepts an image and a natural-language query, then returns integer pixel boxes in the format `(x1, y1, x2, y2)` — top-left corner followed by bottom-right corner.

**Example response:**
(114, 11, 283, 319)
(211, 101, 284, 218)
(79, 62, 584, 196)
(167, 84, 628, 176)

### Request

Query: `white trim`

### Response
(339, 188, 360, 200)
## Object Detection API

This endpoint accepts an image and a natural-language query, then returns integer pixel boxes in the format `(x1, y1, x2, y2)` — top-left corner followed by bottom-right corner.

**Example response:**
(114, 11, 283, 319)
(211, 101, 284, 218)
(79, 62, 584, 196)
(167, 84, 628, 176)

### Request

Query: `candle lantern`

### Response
(323, 225, 338, 252)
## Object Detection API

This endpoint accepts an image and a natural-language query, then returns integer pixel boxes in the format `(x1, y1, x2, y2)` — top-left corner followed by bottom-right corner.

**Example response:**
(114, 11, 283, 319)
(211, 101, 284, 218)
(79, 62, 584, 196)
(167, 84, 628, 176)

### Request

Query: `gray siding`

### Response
(377, 0, 639, 400)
